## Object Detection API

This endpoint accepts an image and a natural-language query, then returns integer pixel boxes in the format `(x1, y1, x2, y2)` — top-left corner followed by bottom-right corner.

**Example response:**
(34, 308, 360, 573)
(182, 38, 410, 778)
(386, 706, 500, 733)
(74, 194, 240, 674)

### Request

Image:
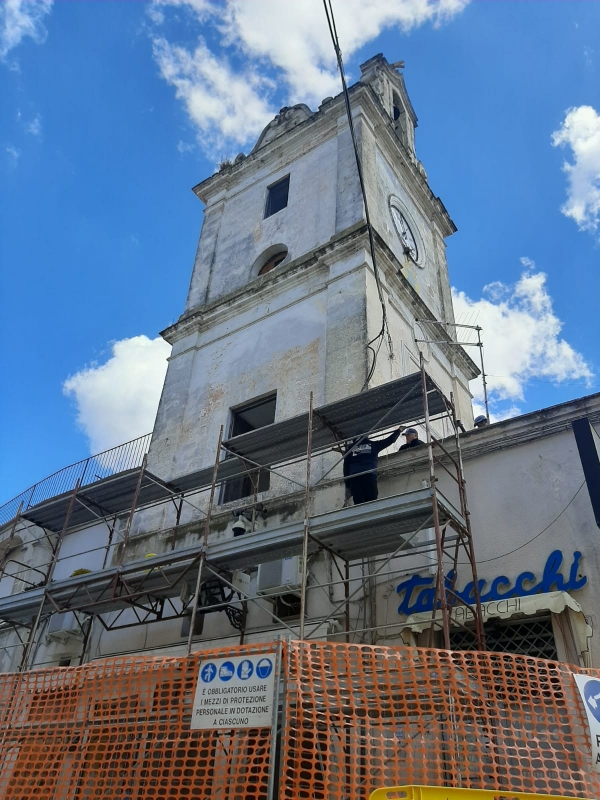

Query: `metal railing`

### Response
(0, 433, 152, 528)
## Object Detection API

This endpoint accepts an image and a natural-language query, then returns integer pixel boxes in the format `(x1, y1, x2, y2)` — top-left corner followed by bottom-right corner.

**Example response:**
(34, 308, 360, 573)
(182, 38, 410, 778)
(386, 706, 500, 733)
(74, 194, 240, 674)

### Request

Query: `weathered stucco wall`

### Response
(148, 244, 374, 485)
(184, 107, 361, 313)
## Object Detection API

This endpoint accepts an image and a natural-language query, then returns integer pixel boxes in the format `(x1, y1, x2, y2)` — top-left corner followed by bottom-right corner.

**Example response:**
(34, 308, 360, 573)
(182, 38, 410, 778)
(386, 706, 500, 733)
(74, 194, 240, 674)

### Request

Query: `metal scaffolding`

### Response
(0, 363, 485, 670)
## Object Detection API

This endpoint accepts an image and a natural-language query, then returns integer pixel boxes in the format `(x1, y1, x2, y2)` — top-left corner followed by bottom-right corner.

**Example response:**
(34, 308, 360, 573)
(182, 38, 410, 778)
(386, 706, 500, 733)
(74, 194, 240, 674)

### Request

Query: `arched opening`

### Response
(254, 244, 289, 277)
(259, 251, 287, 276)
(392, 92, 407, 146)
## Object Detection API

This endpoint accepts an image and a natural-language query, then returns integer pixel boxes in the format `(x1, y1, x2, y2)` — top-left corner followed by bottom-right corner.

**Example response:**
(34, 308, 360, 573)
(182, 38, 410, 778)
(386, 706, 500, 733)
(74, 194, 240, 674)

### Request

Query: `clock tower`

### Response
(148, 54, 479, 483)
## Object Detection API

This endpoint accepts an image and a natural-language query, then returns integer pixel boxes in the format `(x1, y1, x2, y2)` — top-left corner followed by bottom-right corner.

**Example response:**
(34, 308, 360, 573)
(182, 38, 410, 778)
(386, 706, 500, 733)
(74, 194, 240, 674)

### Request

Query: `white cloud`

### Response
(583, 45, 594, 68)
(152, 35, 274, 153)
(177, 139, 195, 154)
(63, 336, 171, 455)
(150, 0, 470, 155)
(0, 0, 53, 61)
(5, 144, 20, 164)
(452, 258, 593, 419)
(551, 105, 600, 233)
(25, 114, 41, 136)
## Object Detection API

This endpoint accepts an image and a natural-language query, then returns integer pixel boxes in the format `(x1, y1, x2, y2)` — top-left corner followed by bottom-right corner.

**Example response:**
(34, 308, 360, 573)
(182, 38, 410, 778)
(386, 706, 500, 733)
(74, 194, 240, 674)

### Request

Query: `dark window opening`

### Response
(393, 93, 408, 146)
(449, 616, 557, 660)
(222, 394, 277, 503)
(58, 657, 71, 667)
(259, 250, 287, 276)
(272, 593, 301, 621)
(264, 176, 290, 218)
(181, 612, 204, 638)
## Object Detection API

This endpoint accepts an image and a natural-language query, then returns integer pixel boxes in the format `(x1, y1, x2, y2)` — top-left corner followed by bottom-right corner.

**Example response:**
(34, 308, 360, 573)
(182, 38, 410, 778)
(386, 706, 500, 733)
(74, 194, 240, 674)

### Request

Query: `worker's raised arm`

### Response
(371, 428, 402, 455)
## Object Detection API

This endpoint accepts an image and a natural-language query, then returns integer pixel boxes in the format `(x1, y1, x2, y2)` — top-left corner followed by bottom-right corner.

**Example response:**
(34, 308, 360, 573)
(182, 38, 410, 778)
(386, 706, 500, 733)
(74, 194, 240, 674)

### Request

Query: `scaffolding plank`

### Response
(21, 471, 177, 532)
(0, 547, 210, 624)
(310, 488, 464, 560)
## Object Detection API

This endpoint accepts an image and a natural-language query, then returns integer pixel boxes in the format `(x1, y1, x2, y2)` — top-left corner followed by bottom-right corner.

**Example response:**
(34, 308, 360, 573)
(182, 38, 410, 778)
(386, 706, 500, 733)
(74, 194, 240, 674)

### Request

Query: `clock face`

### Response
(390, 204, 420, 265)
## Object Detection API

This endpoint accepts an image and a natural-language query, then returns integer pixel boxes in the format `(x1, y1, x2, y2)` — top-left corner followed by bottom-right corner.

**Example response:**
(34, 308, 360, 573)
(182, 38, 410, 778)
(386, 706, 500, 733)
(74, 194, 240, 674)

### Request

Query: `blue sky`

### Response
(1, 0, 599, 503)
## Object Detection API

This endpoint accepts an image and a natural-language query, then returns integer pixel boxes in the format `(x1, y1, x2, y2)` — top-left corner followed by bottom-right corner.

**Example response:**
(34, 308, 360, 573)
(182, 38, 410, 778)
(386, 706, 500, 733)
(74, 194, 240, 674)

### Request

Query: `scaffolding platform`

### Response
(0, 488, 462, 626)
(20, 469, 178, 533)
(1, 365, 486, 666)
(19, 372, 446, 534)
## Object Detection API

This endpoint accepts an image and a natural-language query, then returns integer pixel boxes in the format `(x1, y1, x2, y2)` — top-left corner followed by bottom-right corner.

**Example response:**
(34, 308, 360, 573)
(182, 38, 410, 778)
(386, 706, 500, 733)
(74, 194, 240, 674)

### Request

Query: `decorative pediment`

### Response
(252, 104, 313, 153)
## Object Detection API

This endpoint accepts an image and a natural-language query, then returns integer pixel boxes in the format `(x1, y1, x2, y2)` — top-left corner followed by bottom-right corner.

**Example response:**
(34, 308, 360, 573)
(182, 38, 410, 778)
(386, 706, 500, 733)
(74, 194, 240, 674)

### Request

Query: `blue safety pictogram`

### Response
(583, 678, 600, 723)
(200, 663, 217, 683)
(219, 661, 235, 681)
(256, 658, 273, 679)
(237, 659, 253, 680)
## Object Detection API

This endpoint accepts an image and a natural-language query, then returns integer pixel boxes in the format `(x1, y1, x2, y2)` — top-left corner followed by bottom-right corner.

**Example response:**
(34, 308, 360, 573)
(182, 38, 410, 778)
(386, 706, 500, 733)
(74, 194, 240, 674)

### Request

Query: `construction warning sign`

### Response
(191, 652, 277, 730)
(575, 673, 600, 772)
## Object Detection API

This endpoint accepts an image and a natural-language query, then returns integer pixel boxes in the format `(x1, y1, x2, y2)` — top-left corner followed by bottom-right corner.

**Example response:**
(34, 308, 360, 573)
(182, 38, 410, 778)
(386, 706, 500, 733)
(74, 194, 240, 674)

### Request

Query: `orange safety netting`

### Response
(0, 644, 277, 799)
(0, 641, 597, 799)
(281, 642, 600, 800)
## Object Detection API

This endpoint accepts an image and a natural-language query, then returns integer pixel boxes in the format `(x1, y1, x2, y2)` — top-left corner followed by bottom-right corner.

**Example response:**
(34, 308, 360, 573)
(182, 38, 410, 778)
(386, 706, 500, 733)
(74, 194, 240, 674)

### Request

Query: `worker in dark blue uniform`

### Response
(398, 427, 424, 449)
(343, 428, 403, 505)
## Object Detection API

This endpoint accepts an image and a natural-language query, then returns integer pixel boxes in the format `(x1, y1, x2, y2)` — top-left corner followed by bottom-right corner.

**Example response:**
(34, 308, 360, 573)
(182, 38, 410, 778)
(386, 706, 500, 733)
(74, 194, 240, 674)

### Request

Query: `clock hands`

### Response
(391, 205, 419, 263)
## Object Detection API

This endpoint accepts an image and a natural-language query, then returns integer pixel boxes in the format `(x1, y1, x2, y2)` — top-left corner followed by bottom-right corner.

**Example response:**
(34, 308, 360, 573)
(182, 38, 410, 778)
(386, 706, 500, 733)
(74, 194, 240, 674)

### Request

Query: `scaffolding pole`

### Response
(421, 354, 450, 649)
(299, 392, 313, 641)
(18, 481, 81, 672)
(451, 391, 486, 649)
(187, 425, 223, 656)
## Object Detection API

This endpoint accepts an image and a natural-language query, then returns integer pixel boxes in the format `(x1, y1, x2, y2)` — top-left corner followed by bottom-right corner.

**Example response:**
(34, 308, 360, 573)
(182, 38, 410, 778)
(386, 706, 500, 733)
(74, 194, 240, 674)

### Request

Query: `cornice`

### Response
(382, 391, 600, 480)
(160, 222, 368, 345)
(192, 96, 345, 204)
(460, 391, 600, 459)
(162, 222, 479, 383)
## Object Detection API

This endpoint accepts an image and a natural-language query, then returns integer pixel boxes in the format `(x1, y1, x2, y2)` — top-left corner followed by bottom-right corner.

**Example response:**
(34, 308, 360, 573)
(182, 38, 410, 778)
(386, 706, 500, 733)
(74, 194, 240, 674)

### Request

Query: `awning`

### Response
(400, 590, 587, 633)
(399, 591, 592, 667)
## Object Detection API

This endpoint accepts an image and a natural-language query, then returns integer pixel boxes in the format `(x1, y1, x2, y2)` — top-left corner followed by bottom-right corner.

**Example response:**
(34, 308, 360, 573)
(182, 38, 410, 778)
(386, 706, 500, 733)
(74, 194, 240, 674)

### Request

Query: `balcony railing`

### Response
(0, 433, 152, 528)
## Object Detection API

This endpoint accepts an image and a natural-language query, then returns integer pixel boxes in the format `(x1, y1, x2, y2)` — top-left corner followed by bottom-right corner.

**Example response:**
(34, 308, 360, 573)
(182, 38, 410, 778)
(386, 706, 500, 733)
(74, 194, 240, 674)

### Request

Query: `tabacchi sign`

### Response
(396, 550, 587, 616)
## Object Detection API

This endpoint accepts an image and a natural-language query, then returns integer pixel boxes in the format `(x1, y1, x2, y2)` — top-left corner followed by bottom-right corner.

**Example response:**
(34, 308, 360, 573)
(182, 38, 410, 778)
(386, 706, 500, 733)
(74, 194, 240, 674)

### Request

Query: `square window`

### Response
(264, 176, 290, 218)
(221, 394, 276, 503)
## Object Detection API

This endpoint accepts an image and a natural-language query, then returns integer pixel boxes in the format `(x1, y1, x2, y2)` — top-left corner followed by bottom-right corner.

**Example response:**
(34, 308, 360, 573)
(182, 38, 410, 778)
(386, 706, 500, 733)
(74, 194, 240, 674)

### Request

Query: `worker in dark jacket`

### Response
(343, 428, 402, 505)
(398, 427, 424, 450)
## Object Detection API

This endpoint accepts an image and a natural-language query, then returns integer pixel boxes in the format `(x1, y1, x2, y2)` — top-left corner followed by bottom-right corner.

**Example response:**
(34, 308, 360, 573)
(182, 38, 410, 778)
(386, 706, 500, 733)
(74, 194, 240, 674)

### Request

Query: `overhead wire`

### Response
(322, 0, 394, 389)
(458, 480, 586, 564)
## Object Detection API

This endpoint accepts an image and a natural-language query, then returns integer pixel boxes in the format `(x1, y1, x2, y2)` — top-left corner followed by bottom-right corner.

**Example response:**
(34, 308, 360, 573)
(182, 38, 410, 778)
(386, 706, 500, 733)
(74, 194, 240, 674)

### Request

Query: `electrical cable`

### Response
(458, 479, 586, 564)
(322, 0, 394, 389)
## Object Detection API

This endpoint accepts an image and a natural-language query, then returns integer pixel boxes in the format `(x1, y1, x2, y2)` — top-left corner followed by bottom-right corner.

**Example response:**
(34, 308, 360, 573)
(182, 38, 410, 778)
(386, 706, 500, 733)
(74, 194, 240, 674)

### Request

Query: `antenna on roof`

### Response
(415, 319, 490, 422)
